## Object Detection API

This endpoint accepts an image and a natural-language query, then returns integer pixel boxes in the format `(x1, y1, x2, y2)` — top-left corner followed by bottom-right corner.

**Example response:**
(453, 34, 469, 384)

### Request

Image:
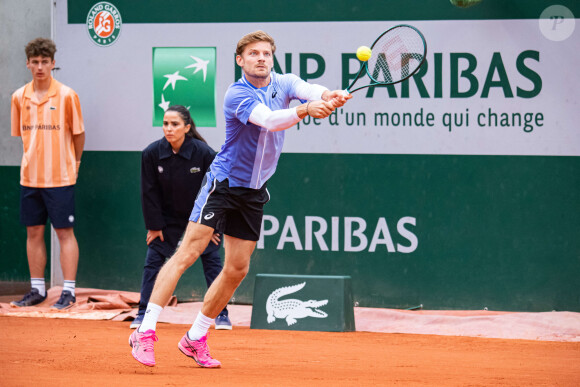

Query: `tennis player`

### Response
(130, 30, 351, 367)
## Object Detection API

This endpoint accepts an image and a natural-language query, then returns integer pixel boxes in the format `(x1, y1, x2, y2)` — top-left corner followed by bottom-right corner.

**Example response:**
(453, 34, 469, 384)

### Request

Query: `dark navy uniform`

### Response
(137, 136, 225, 318)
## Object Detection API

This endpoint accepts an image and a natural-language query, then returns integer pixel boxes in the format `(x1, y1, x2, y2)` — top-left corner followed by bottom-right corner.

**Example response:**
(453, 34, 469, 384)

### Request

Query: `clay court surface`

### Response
(1, 316, 579, 386)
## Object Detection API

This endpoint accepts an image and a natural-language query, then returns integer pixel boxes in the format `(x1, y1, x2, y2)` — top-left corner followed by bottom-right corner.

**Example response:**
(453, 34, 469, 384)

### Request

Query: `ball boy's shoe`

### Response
(10, 289, 47, 307)
(51, 290, 76, 310)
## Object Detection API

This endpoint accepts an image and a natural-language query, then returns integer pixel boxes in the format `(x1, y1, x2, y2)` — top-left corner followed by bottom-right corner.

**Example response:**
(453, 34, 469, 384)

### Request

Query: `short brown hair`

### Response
(25, 38, 57, 60)
(236, 30, 276, 57)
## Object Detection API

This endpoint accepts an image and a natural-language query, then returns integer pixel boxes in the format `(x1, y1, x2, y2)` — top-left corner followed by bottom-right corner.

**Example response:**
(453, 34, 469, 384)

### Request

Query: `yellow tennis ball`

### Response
(356, 46, 372, 62)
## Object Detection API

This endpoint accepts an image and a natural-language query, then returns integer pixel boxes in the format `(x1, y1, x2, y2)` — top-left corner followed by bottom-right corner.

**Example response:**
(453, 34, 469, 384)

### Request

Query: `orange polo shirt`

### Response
(11, 79, 85, 188)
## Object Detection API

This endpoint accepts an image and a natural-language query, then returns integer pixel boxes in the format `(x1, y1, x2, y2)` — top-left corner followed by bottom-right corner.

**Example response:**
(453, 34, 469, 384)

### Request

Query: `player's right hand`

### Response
(324, 90, 352, 108)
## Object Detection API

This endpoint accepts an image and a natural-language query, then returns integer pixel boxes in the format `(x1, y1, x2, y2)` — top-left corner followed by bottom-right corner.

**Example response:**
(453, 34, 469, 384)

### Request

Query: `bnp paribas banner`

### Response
(52, 0, 579, 311)
(57, 1, 579, 157)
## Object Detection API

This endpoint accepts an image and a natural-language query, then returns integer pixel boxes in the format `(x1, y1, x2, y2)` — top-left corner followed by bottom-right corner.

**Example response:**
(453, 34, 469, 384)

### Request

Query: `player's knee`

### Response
(172, 248, 202, 273)
(222, 264, 249, 283)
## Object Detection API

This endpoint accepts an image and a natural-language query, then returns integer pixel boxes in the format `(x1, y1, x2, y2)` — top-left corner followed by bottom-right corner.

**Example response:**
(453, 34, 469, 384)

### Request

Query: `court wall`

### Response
(1, 0, 578, 311)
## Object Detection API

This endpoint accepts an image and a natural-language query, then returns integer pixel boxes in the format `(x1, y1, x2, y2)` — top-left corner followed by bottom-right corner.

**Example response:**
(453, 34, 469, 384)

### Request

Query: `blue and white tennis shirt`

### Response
(210, 72, 306, 189)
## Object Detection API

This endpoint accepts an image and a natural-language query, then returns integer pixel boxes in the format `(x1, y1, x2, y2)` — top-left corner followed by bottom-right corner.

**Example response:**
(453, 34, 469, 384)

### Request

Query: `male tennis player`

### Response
(130, 30, 351, 367)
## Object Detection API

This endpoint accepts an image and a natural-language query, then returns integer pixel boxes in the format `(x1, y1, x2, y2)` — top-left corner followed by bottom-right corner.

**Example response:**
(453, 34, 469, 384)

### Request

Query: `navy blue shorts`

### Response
(20, 185, 76, 229)
(190, 171, 270, 241)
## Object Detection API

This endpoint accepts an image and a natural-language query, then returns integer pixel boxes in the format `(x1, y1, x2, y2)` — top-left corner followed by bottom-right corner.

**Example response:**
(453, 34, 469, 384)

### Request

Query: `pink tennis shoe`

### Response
(129, 329, 158, 366)
(178, 332, 221, 368)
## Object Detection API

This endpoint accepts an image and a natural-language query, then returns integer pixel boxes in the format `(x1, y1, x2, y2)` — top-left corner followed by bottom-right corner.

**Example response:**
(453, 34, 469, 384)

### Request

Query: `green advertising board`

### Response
(251, 274, 355, 332)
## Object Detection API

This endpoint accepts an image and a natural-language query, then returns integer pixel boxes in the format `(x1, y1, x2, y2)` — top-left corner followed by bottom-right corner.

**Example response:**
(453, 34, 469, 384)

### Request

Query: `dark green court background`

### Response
(68, 0, 580, 23)
(1, 152, 578, 312)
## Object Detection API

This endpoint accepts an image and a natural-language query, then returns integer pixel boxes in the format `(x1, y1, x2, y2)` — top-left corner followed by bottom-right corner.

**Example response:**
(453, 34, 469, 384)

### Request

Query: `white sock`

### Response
(138, 303, 163, 333)
(63, 280, 76, 296)
(188, 312, 214, 341)
(31, 278, 46, 297)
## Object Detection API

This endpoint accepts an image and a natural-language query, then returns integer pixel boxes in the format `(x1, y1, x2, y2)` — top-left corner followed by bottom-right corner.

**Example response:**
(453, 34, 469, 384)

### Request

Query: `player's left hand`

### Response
(308, 100, 337, 119)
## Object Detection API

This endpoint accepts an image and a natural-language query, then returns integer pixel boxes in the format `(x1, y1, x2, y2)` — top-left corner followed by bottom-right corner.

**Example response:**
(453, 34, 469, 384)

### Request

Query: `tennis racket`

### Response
(346, 24, 427, 94)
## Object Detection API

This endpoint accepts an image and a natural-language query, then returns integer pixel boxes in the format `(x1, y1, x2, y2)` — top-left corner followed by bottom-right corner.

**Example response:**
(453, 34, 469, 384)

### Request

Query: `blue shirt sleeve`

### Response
(224, 84, 260, 125)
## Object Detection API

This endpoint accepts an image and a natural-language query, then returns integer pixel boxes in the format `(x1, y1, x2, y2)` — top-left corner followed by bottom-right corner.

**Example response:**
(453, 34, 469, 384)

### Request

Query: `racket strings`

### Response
(367, 26, 425, 83)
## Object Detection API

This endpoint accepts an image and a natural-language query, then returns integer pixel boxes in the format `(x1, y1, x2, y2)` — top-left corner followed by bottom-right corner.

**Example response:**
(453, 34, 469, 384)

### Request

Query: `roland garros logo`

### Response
(86, 2, 122, 47)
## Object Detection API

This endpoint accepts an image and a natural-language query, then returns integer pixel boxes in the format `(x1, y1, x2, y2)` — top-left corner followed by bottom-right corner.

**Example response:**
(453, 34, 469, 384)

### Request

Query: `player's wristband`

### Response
(306, 102, 312, 116)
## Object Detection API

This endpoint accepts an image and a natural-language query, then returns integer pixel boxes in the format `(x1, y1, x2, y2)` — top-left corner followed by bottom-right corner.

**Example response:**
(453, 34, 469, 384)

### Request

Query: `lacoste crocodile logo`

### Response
(266, 282, 328, 326)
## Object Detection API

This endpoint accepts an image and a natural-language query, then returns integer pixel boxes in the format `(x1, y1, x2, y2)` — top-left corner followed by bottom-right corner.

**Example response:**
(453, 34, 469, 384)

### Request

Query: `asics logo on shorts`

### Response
(204, 212, 215, 220)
